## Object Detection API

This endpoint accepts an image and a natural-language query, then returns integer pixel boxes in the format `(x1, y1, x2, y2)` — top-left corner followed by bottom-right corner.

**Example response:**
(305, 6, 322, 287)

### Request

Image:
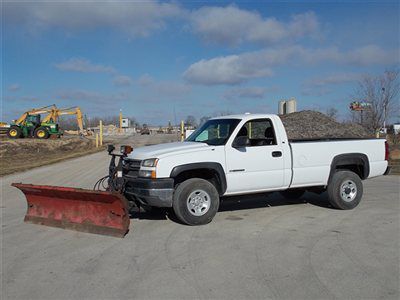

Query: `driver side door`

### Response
(225, 118, 286, 194)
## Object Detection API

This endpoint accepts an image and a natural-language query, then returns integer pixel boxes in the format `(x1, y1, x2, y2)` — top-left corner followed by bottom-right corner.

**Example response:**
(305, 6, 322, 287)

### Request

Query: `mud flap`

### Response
(12, 183, 130, 238)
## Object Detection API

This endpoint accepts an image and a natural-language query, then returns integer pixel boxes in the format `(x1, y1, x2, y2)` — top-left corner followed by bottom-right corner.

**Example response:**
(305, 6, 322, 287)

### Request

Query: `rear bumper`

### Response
(124, 178, 174, 207)
(384, 166, 391, 175)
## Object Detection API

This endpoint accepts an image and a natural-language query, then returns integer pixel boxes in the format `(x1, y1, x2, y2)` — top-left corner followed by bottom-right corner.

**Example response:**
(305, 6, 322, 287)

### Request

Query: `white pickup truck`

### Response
(122, 114, 390, 225)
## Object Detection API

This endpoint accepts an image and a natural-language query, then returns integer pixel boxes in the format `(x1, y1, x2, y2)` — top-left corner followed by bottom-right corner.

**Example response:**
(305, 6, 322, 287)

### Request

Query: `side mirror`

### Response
(232, 136, 248, 148)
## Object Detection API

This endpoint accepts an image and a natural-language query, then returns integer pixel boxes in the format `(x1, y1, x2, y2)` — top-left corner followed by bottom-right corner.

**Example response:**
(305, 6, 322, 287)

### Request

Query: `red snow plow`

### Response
(12, 145, 134, 238)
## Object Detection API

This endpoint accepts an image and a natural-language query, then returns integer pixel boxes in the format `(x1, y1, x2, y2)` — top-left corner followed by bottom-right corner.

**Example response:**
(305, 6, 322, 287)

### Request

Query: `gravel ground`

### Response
(1, 135, 399, 300)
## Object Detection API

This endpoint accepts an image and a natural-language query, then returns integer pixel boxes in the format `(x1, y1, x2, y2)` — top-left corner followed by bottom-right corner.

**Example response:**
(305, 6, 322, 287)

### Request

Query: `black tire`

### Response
(327, 170, 363, 210)
(173, 178, 220, 225)
(280, 188, 306, 199)
(34, 127, 49, 139)
(7, 126, 22, 139)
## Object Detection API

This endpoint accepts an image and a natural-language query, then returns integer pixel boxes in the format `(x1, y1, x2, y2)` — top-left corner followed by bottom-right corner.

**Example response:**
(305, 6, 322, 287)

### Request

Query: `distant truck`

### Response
(122, 113, 390, 225)
(140, 124, 150, 135)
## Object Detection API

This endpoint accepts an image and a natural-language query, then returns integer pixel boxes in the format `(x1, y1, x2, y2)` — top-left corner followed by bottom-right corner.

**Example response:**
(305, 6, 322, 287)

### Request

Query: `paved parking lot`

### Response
(1, 146, 399, 299)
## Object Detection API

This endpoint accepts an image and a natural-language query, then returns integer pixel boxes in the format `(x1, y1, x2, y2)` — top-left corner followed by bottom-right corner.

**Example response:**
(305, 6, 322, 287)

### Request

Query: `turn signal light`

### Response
(120, 145, 133, 155)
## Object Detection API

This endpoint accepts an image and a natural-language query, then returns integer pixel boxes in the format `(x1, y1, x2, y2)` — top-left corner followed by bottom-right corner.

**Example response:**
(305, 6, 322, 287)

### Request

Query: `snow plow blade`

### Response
(12, 183, 130, 238)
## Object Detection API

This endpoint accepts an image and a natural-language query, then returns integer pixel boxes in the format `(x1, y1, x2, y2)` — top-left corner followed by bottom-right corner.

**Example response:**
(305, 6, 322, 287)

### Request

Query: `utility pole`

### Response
(119, 109, 123, 134)
(382, 87, 388, 131)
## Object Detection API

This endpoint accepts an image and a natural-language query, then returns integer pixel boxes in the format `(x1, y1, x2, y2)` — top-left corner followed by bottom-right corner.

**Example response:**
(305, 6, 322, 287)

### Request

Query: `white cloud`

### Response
(184, 54, 274, 85)
(4, 1, 185, 37)
(305, 73, 361, 87)
(138, 74, 191, 97)
(301, 87, 332, 97)
(8, 83, 20, 92)
(113, 75, 134, 87)
(55, 58, 116, 73)
(190, 6, 320, 45)
(223, 87, 268, 100)
(138, 74, 155, 86)
(184, 45, 399, 85)
(57, 89, 128, 104)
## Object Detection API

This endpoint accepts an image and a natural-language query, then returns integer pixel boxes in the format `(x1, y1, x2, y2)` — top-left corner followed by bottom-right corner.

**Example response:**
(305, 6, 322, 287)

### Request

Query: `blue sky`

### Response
(2, 0, 399, 125)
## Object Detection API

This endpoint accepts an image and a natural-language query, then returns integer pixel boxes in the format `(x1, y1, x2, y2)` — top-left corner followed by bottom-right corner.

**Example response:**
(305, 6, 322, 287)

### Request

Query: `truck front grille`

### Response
(123, 159, 142, 178)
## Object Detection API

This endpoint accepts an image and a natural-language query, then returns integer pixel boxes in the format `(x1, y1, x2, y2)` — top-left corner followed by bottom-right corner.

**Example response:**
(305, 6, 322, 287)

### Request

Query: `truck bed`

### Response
(288, 138, 387, 188)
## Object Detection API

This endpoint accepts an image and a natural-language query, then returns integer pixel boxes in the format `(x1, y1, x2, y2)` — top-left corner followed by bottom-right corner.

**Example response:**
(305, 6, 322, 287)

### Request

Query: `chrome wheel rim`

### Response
(187, 189, 211, 216)
(340, 180, 357, 202)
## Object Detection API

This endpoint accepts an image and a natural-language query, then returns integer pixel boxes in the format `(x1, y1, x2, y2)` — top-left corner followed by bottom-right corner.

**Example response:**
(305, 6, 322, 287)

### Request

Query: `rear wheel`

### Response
(280, 188, 306, 199)
(173, 178, 220, 225)
(34, 127, 49, 139)
(327, 170, 363, 209)
(7, 126, 21, 139)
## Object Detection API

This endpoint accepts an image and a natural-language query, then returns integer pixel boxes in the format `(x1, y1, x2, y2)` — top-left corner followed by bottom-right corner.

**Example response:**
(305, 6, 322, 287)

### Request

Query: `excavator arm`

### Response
(14, 105, 57, 125)
(46, 107, 85, 134)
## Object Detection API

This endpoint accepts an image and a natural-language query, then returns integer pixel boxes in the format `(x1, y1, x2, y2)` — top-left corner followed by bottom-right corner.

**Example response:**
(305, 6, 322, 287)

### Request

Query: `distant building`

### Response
(121, 118, 130, 128)
(278, 98, 297, 115)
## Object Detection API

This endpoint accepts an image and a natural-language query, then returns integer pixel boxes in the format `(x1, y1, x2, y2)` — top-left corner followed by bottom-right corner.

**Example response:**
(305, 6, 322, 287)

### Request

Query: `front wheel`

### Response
(173, 178, 220, 225)
(34, 127, 49, 139)
(7, 126, 22, 139)
(327, 170, 363, 210)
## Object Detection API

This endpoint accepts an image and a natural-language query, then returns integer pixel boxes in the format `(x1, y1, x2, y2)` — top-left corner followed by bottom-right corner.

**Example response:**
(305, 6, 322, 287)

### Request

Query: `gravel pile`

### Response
(279, 110, 372, 140)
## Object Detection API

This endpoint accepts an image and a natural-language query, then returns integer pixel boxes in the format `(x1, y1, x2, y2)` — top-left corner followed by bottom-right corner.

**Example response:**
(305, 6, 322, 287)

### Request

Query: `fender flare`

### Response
(170, 162, 227, 195)
(329, 153, 370, 181)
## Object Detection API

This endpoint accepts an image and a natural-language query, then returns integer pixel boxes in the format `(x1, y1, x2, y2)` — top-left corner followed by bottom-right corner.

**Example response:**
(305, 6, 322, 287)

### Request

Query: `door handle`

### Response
(272, 151, 282, 157)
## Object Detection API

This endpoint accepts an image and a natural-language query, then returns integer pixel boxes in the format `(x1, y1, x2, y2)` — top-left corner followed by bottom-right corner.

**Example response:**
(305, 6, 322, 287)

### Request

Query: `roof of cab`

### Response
(210, 113, 277, 121)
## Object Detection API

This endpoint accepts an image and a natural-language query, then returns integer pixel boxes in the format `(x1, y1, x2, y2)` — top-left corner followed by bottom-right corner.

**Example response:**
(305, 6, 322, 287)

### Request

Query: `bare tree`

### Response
(326, 107, 339, 120)
(199, 116, 211, 126)
(185, 115, 197, 128)
(352, 70, 399, 133)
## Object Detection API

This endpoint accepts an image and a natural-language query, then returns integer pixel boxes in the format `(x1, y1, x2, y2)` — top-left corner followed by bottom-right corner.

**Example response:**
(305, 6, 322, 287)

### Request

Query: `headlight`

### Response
(138, 170, 155, 178)
(141, 158, 158, 167)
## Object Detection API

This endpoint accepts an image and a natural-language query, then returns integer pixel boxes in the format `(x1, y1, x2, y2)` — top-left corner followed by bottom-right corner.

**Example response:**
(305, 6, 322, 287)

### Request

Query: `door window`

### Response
(235, 119, 276, 146)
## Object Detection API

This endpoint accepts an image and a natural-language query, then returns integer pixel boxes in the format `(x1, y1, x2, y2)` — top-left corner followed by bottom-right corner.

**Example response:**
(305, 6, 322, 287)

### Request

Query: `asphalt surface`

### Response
(1, 137, 399, 300)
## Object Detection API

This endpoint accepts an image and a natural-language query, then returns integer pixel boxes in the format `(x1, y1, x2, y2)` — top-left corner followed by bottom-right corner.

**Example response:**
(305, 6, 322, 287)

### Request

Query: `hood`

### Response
(127, 141, 209, 160)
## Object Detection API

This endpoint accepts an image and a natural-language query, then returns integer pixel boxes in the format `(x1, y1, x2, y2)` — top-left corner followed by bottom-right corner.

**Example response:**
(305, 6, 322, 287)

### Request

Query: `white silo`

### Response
(286, 98, 297, 114)
(278, 101, 286, 115)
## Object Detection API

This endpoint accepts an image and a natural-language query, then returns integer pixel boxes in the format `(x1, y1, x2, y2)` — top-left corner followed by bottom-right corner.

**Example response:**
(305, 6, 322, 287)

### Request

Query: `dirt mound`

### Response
(0, 136, 94, 158)
(279, 110, 372, 140)
(0, 136, 97, 176)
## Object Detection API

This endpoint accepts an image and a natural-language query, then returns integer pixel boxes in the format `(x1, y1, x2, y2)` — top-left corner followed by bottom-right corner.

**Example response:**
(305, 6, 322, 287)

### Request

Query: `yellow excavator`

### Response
(7, 105, 62, 139)
(43, 106, 87, 136)
(7, 105, 89, 139)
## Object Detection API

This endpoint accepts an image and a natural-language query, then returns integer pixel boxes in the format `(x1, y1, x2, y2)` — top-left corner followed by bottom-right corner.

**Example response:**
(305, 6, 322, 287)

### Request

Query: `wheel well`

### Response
(173, 169, 223, 195)
(330, 153, 369, 180)
(335, 164, 365, 179)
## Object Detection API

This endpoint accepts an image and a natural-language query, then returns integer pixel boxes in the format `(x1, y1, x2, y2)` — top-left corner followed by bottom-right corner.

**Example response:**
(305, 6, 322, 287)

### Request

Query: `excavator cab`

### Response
(26, 114, 41, 125)
(24, 114, 41, 137)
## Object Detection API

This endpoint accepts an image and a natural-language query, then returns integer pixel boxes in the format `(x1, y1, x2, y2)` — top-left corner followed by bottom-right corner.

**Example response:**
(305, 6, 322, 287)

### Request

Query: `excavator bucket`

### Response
(12, 183, 130, 238)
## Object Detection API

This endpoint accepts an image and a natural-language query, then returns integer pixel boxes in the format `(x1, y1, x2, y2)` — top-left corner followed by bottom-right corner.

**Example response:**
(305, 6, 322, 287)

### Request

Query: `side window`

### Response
(236, 119, 277, 146)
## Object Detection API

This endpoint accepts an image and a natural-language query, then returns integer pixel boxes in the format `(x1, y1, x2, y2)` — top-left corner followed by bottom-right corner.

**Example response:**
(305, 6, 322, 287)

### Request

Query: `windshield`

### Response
(186, 118, 241, 146)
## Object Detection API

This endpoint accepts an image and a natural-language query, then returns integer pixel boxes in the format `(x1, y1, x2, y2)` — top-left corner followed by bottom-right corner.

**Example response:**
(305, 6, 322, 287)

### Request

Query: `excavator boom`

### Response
(45, 106, 85, 135)
(14, 105, 57, 125)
